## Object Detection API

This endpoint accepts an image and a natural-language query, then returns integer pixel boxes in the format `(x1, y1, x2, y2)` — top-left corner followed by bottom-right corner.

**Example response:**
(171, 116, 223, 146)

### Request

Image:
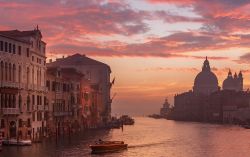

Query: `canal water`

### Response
(1, 117, 250, 157)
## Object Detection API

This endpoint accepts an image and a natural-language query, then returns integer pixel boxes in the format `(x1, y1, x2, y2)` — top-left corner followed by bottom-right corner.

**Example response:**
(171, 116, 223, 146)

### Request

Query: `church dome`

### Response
(194, 71, 218, 87)
(193, 57, 219, 95)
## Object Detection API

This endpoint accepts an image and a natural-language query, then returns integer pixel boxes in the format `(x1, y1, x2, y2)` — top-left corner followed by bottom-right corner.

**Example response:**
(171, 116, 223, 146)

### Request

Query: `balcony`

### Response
(37, 105, 44, 111)
(1, 108, 20, 115)
(27, 84, 34, 90)
(44, 105, 49, 111)
(0, 82, 20, 88)
(53, 111, 72, 116)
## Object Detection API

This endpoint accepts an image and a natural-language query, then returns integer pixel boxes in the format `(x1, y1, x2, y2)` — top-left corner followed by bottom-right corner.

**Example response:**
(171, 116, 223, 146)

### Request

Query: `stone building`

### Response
(46, 66, 104, 136)
(47, 54, 112, 125)
(193, 57, 219, 95)
(222, 70, 243, 91)
(160, 98, 170, 117)
(170, 57, 250, 124)
(46, 67, 83, 135)
(0, 27, 47, 140)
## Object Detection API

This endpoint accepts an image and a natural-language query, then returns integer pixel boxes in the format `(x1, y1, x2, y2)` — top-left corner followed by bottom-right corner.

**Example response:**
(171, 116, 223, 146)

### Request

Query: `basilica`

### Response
(169, 57, 250, 123)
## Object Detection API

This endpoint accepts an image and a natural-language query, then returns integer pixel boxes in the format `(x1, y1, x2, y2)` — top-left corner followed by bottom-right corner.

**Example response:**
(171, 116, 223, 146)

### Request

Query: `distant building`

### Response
(193, 57, 219, 95)
(160, 98, 170, 117)
(47, 54, 112, 125)
(222, 70, 243, 91)
(0, 27, 47, 141)
(170, 57, 250, 124)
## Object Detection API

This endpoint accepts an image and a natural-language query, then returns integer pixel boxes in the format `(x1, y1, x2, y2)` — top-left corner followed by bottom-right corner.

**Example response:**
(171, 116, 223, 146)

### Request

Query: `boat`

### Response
(242, 125, 250, 129)
(90, 140, 128, 154)
(120, 115, 135, 125)
(2, 139, 32, 146)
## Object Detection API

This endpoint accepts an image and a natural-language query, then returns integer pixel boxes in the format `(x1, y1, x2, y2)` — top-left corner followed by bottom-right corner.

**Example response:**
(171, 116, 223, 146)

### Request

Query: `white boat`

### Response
(2, 139, 32, 146)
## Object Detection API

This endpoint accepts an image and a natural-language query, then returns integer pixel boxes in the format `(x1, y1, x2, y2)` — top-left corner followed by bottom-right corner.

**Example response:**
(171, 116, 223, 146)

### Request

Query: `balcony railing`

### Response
(44, 105, 49, 111)
(1, 108, 20, 115)
(37, 105, 44, 111)
(0, 82, 21, 88)
(53, 111, 72, 116)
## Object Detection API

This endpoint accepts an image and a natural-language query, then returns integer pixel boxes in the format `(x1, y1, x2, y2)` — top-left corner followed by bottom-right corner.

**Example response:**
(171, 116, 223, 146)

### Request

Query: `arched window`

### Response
(18, 95, 22, 109)
(5, 62, 8, 81)
(0, 61, 3, 81)
(37, 69, 39, 85)
(9, 63, 12, 81)
(13, 64, 16, 82)
(32, 68, 34, 85)
(27, 67, 30, 85)
(27, 95, 30, 111)
(2, 94, 5, 108)
(13, 95, 16, 108)
(5, 94, 8, 108)
(18, 65, 21, 83)
(9, 94, 12, 108)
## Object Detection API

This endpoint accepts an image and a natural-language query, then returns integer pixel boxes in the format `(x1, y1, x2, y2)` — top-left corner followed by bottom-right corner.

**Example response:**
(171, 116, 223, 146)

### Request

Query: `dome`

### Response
(222, 77, 234, 90)
(194, 71, 218, 87)
(193, 57, 219, 95)
(222, 70, 243, 91)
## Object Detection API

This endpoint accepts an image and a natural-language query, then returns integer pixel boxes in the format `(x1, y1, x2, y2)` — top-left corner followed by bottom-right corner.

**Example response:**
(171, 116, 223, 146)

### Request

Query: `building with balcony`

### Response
(47, 54, 112, 124)
(0, 27, 47, 141)
(46, 67, 84, 135)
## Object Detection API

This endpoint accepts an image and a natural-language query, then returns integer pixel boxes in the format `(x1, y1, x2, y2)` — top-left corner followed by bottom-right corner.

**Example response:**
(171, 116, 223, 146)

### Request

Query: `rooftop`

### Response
(48, 53, 111, 72)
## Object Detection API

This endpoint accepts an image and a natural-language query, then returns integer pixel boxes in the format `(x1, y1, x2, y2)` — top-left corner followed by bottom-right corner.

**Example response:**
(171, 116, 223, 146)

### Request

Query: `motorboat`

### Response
(242, 125, 250, 129)
(2, 139, 32, 146)
(120, 115, 135, 125)
(90, 140, 128, 154)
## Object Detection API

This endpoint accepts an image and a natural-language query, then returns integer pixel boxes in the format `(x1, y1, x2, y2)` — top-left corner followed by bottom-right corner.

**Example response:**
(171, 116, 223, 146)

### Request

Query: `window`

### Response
(32, 95, 35, 105)
(52, 81, 56, 91)
(13, 44, 16, 54)
(19, 119, 22, 127)
(0, 119, 4, 128)
(26, 48, 29, 57)
(37, 95, 39, 105)
(27, 118, 31, 127)
(4, 42, 7, 52)
(46, 80, 50, 91)
(32, 56, 34, 61)
(8, 43, 11, 53)
(0, 41, 3, 51)
(44, 96, 46, 106)
(32, 113, 35, 121)
(18, 46, 21, 55)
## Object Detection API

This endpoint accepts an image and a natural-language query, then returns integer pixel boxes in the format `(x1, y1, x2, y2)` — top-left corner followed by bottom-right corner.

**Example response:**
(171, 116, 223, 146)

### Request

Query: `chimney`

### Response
(49, 59, 52, 63)
(63, 55, 65, 58)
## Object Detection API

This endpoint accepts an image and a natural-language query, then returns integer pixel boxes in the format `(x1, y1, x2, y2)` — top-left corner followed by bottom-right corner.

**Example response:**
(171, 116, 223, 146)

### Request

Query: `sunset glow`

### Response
(2, 0, 250, 115)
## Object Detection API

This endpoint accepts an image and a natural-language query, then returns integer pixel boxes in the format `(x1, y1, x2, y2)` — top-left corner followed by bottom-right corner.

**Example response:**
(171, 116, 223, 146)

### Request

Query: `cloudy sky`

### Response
(1, 0, 250, 115)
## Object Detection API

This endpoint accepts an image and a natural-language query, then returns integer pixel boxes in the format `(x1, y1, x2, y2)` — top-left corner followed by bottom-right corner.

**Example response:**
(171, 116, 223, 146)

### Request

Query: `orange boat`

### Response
(90, 140, 128, 154)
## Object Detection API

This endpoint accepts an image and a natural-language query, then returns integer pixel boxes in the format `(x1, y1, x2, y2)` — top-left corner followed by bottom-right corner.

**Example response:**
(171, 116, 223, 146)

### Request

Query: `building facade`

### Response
(0, 28, 47, 141)
(193, 57, 219, 95)
(47, 54, 112, 125)
(222, 70, 243, 91)
(170, 57, 250, 124)
(46, 66, 105, 136)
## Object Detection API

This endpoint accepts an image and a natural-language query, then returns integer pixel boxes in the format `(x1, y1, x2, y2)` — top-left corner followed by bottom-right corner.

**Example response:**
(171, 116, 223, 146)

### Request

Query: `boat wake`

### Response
(128, 142, 165, 148)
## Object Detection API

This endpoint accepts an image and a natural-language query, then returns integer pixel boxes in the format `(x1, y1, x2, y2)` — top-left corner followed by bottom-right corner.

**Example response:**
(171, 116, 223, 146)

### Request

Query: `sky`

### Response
(1, 0, 250, 115)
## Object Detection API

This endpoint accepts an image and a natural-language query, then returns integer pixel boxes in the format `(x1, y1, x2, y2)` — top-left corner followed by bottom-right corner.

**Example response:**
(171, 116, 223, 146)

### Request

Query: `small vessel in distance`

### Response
(242, 124, 250, 129)
(120, 115, 135, 125)
(90, 140, 128, 154)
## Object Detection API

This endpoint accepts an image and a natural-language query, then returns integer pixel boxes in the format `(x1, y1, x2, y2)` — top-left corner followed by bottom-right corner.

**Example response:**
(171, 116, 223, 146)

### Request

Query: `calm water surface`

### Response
(1, 117, 250, 157)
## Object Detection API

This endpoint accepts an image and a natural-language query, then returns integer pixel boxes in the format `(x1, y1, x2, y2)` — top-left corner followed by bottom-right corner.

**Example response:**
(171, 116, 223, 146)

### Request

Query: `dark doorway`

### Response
(9, 121, 17, 138)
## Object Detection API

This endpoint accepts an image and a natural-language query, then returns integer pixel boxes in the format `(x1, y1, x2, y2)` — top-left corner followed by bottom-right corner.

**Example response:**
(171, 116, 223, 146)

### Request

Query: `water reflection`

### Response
(2, 117, 250, 157)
